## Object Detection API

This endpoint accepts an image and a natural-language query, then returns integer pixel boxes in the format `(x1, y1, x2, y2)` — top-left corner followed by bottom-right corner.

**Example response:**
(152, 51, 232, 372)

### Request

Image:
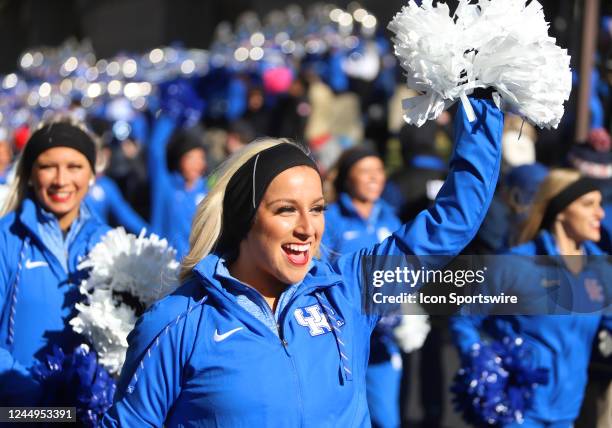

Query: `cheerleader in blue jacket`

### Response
(102, 97, 502, 427)
(148, 116, 208, 258)
(0, 120, 110, 405)
(451, 168, 611, 428)
(323, 147, 403, 428)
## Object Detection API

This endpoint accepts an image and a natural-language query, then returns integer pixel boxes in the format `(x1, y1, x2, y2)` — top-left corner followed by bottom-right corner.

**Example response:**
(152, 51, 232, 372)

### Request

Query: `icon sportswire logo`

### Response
(213, 327, 243, 342)
(25, 259, 48, 269)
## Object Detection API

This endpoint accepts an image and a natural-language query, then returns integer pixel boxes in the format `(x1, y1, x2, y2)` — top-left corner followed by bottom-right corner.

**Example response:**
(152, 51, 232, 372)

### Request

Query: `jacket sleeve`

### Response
(449, 315, 485, 357)
(378, 97, 503, 258)
(102, 296, 204, 427)
(148, 115, 177, 235)
(0, 347, 42, 405)
(0, 226, 42, 405)
(102, 177, 149, 234)
(334, 98, 503, 291)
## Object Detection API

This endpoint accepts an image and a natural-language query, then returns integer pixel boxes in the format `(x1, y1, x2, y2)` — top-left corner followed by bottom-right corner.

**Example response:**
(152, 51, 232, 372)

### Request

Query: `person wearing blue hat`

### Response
(465, 162, 550, 255)
(102, 96, 503, 427)
(503, 163, 550, 244)
(0, 119, 110, 405)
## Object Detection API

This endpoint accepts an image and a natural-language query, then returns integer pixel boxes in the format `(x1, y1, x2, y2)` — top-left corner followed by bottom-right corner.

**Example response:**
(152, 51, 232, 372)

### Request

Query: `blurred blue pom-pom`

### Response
(158, 78, 205, 126)
(32, 345, 116, 427)
(451, 337, 549, 427)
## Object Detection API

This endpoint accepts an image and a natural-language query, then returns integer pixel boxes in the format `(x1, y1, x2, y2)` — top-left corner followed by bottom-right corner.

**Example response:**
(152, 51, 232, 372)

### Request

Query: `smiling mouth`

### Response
(48, 191, 72, 203)
(282, 243, 311, 266)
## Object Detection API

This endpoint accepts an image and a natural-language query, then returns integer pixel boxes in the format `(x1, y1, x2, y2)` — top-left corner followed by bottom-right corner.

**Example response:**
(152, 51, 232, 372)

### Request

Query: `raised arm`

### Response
(337, 97, 502, 267)
(387, 97, 502, 256)
(101, 176, 149, 234)
(148, 115, 177, 234)
(332, 97, 502, 311)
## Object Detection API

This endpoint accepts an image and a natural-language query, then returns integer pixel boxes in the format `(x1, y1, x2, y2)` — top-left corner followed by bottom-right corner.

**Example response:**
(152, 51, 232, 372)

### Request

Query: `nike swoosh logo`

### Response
(25, 259, 48, 269)
(213, 327, 243, 342)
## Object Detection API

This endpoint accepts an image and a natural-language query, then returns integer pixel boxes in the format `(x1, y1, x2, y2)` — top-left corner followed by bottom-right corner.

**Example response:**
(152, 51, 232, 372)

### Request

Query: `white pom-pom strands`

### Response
(388, 0, 571, 129)
(78, 228, 180, 307)
(71, 227, 180, 374)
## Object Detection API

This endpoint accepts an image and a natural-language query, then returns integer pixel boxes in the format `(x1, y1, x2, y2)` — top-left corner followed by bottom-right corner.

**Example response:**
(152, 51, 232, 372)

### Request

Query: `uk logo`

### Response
(585, 278, 604, 302)
(294, 304, 344, 336)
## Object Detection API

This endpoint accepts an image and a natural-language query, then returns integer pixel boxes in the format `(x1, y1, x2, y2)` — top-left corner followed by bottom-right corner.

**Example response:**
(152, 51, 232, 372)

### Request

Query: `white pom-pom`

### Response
(393, 302, 431, 353)
(70, 288, 136, 374)
(78, 228, 180, 307)
(388, 0, 466, 126)
(72, 227, 180, 373)
(599, 330, 612, 358)
(388, 0, 571, 129)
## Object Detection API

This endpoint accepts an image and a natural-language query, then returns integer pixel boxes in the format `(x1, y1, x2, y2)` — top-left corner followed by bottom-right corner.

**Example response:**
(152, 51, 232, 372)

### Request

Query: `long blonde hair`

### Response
(516, 168, 582, 244)
(179, 138, 301, 282)
(0, 116, 98, 216)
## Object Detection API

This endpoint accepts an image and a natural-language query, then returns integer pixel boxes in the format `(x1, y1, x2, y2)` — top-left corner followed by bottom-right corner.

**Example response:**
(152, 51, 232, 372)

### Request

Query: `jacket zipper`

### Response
(219, 281, 306, 427)
(275, 287, 343, 428)
(278, 321, 304, 428)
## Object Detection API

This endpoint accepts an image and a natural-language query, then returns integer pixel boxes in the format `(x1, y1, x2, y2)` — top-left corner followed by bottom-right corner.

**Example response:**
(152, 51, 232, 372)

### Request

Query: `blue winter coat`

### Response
(0, 197, 110, 405)
(450, 230, 612, 423)
(102, 98, 503, 427)
(323, 194, 403, 363)
(148, 115, 208, 259)
(323, 193, 401, 261)
(86, 175, 148, 234)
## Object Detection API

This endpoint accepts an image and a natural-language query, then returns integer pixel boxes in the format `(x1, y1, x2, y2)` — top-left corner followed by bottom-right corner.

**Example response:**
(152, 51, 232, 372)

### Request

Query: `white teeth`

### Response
(284, 243, 310, 252)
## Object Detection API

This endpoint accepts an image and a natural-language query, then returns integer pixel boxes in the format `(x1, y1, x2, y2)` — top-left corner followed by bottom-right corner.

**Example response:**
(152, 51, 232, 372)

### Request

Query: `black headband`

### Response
(217, 143, 319, 253)
(334, 147, 380, 195)
(22, 122, 96, 176)
(166, 130, 205, 172)
(541, 177, 600, 229)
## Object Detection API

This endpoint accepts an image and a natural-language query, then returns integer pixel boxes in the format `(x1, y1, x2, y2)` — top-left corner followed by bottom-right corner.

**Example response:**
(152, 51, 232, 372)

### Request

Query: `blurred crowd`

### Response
(0, 2, 611, 427)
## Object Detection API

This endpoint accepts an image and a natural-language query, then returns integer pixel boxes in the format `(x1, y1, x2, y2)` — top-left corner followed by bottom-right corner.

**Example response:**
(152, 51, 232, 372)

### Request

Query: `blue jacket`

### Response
(450, 230, 612, 423)
(0, 197, 110, 405)
(102, 98, 503, 427)
(86, 175, 148, 234)
(323, 194, 402, 363)
(148, 115, 208, 258)
(323, 194, 401, 261)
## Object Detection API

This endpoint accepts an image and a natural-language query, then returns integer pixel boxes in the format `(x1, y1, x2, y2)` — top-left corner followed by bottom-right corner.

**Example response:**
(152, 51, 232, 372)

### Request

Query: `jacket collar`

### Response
(17, 196, 97, 249)
(192, 252, 344, 304)
(338, 192, 383, 222)
(170, 172, 207, 193)
(536, 229, 603, 256)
